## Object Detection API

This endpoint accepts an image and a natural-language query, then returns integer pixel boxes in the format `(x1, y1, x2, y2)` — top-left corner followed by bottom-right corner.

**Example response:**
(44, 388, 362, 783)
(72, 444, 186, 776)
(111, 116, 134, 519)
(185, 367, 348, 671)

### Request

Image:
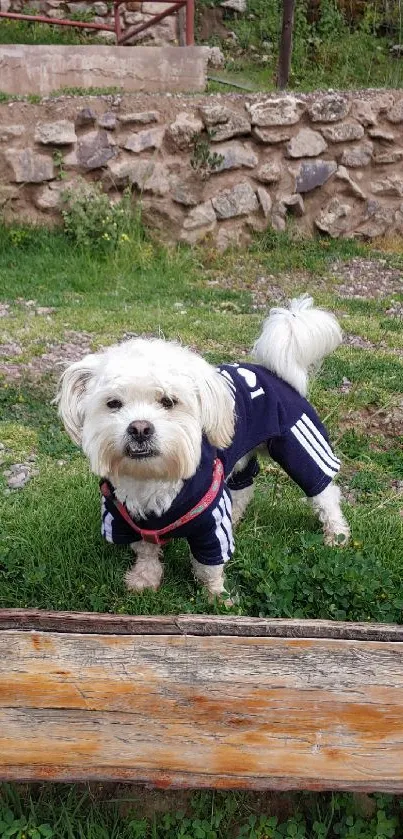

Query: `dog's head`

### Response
(56, 338, 234, 481)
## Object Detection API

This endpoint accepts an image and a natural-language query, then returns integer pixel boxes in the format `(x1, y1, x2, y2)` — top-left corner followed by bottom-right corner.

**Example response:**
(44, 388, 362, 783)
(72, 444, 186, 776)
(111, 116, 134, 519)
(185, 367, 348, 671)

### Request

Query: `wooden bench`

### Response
(1, 609, 402, 790)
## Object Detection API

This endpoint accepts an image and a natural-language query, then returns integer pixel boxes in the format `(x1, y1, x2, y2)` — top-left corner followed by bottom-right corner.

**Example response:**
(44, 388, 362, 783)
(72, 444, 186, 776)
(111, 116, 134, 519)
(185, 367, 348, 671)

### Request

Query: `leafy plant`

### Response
(61, 183, 137, 251)
(0, 809, 53, 839)
(190, 135, 224, 179)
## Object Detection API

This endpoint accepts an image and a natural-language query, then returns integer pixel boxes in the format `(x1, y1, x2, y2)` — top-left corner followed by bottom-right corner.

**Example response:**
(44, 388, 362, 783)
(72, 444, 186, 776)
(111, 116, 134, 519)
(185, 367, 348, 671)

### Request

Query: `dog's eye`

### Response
(106, 399, 123, 410)
(160, 396, 177, 409)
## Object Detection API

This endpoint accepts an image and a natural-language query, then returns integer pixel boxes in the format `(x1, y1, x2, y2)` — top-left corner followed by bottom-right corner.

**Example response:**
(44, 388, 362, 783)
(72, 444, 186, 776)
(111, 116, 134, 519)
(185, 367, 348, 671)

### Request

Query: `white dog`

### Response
(57, 296, 350, 600)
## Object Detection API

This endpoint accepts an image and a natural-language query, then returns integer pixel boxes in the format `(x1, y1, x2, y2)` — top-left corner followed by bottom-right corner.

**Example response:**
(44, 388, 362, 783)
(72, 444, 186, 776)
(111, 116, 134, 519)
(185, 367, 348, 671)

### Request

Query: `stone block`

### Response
(286, 128, 327, 158)
(35, 120, 77, 145)
(4, 148, 54, 182)
(212, 181, 258, 218)
(248, 97, 302, 127)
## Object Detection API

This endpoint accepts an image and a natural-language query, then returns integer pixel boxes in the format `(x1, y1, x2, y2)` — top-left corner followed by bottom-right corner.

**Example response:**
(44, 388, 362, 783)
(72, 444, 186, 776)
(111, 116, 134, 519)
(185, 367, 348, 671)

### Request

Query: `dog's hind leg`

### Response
(125, 540, 164, 591)
(232, 484, 255, 526)
(311, 482, 350, 546)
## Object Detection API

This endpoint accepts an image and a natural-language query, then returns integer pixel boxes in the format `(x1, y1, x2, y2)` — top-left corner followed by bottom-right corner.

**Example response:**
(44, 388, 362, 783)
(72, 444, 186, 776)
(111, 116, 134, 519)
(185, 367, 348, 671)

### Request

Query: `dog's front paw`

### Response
(324, 524, 351, 547)
(125, 560, 163, 592)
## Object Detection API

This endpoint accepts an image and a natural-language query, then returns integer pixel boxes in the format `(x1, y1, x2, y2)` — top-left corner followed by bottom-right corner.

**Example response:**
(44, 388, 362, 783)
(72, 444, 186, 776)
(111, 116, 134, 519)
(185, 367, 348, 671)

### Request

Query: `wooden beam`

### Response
(277, 0, 296, 89)
(1, 610, 403, 790)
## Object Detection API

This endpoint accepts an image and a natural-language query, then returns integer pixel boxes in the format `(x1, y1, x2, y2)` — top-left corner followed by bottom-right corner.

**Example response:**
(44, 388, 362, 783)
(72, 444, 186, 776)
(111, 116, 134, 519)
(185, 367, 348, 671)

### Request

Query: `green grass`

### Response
(0, 220, 403, 833)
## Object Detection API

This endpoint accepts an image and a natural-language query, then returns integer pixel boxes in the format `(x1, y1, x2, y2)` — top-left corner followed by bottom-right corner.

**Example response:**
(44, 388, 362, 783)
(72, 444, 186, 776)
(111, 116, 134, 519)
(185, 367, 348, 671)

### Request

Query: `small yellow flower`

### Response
(120, 233, 130, 242)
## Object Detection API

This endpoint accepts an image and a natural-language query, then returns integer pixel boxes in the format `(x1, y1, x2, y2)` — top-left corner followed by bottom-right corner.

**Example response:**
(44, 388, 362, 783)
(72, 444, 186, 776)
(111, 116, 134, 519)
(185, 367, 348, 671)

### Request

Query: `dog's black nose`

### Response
(127, 420, 155, 442)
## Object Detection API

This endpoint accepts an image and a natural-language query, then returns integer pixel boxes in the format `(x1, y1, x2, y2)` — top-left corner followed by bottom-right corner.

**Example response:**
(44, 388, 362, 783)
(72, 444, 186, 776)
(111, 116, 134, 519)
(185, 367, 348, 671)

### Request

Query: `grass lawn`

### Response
(0, 222, 402, 836)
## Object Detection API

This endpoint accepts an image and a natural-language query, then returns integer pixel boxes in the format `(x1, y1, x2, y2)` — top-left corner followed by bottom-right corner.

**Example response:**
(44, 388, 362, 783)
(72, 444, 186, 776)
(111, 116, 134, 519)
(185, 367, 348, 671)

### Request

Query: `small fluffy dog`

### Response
(57, 296, 350, 599)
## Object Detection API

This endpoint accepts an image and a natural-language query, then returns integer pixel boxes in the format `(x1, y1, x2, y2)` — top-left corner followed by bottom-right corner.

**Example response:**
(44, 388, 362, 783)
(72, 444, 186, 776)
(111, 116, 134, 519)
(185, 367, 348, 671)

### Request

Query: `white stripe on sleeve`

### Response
(300, 413, 341, 465)
(296, 418, 341, 470)
(290, 424, 339, 478)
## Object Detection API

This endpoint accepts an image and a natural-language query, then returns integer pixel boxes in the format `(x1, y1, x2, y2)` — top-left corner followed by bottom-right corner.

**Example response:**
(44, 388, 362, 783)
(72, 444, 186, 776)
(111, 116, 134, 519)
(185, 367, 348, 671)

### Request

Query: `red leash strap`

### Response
(100, 458, 224, 546)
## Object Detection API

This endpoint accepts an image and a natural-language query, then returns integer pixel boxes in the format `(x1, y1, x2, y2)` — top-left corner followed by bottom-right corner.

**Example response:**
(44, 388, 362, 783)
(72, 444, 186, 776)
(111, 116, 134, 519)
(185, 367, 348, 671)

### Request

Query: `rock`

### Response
(351, 99, 377, 126)
(357, 201, 394, 238)
(77, 130, 117, 170)
(308, 94, 350, 123)
(271, 213, 286, 232)
(252, 126, 292, 143)
(93, 1, 108, 12)
(320, 121, 364, 143)
(221, 0, 246, 10)
(336, 166, 366, 200)
(372, 176, 403, 197)
(75, 108, 97, 127)
(0, 185, 18, 207)
(118, 111, 160, 125)
(207, 46, 225, 68)
(286, 127, 327, 158)
(171, 178, 202, 206)
(279, 193, 305, 217)
(368, 127, 395, 141)
(212, 181, 258, 218)
(256, 161, 282, 183)
(106, 158, 170, 195)
(257, 186, 272, 218)
(5, 463, 37, 490)
(295, 159, 337, 193)
(248, 96, 302, 127)
(167, 112, 204, 150)
(386, 99, 403, 123)
(183, 200, 217, 230)
(0, 125, 25, 141)
(199, 106, 251, 142)
(212, 141, 258, 172)
(315, 196, 351, 237)
(4, 148, 54, 183)
(35, 120, 77, 145)
(98, 112, 117, 130)
(340, 142, 373, 168)
(216, 221, 251, 252)
(124, 126, 165, 153)
(374, 149, 403, 164)
(34, 181, 66, 210)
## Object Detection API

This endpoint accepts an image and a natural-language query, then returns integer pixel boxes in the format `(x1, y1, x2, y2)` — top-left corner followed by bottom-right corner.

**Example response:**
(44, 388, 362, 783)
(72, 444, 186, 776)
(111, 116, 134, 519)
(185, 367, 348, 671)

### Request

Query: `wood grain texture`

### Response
(0, 608, 402, 640)
(1, 626, 403, 790)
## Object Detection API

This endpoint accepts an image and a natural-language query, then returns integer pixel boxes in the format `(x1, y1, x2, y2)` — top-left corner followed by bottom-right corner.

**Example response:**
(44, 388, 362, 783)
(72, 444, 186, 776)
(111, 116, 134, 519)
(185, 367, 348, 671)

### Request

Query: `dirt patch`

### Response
(340, 402, 403, 440)
(332, 258, 403, 299)
(0, 331, 93, 381)
(0, 304, 10, 318)
(344, 333, 403, 356)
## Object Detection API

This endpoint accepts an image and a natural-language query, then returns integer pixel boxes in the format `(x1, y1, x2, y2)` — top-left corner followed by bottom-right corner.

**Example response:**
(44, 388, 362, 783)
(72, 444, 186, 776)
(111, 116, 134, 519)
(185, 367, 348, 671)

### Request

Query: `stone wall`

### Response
(3, 0, 178, 44)
(2, 90, 403, 248)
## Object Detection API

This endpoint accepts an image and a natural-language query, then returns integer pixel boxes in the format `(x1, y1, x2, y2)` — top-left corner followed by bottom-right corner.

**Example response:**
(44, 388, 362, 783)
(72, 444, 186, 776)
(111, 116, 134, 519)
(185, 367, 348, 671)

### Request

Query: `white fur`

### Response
(57, 297, 350, 601)
(252, 294, 343, 396)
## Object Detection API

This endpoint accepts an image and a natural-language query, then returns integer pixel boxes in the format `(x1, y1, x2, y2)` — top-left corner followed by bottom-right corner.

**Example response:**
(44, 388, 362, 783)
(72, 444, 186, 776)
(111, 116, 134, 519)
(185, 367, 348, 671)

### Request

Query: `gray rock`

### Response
(34, 181, 66, 210)
(207, 46, 225, 68)
(35, 120, 77, 145)
(368, 127, 395, 141)
(372, 176, 403, 196)
(315, 197, 351, 237)
(213, 141, 258, 172)
(295, 159, 337, 193)
(320, 121, 364, 143)
(374, 149, 403, 164)
(212, 181, 258, 218)
(221, 0, 246, 10)
(351, 99, 377, 126)
(200, 107, 251, 142)
(256, 161, 282, 183)
(199, 103, 230, 126)
(98, 112, 117, 130)
(183, 200, 217, 230)
(308, 94, 350, 123)
(386, 99, 403, 123)
(124, 126, 165, 153)
(171, 178, 202, 206)
(286, 128, 327, 158)
(248, 96, 302, 127)
(75, 108, 97, 127)
(358, 201, 394, 238)
(93, 1, 108, 13)
(4, 148, 54, 183)
(118, 111, 160, 125)
(77, 130, 117, 170)
(271, 213, 286, 232)
(0, 125, 25, 141)
(106, 158, 170, 195)
(257, 186, 272, 218)
(336, 166, 366, 200)
(252, 126, 292, 143)
(340, 142, 373, 168)
(167, 112, 203, 150)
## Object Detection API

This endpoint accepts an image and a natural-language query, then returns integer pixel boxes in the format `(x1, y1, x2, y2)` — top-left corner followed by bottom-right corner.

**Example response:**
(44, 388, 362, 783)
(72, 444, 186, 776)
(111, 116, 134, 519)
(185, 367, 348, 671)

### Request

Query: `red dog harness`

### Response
(100, 458, 224, 546)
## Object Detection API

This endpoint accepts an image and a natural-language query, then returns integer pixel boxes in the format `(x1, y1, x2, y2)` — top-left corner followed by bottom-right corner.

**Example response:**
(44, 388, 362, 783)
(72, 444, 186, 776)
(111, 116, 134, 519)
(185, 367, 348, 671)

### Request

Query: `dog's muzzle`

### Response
(124, 420, 159, 459)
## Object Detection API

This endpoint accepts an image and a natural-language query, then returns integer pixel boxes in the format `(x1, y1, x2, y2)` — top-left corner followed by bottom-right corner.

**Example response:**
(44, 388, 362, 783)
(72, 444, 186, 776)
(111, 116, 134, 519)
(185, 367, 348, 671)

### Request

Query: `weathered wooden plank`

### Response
(1, 629, 403, 790)
(0, 609, 402, 641)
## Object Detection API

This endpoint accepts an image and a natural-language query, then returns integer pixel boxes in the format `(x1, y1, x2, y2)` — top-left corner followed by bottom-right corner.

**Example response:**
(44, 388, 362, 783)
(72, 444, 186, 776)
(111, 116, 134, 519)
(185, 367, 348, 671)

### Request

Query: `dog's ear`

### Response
(195, 360, 235, 449)
(56, 354, 100, 445)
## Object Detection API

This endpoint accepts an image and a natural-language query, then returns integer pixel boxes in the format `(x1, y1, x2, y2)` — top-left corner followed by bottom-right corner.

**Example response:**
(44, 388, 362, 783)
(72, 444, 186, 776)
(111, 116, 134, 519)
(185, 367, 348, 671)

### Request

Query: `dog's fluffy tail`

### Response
(252, 294, 342, 396)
